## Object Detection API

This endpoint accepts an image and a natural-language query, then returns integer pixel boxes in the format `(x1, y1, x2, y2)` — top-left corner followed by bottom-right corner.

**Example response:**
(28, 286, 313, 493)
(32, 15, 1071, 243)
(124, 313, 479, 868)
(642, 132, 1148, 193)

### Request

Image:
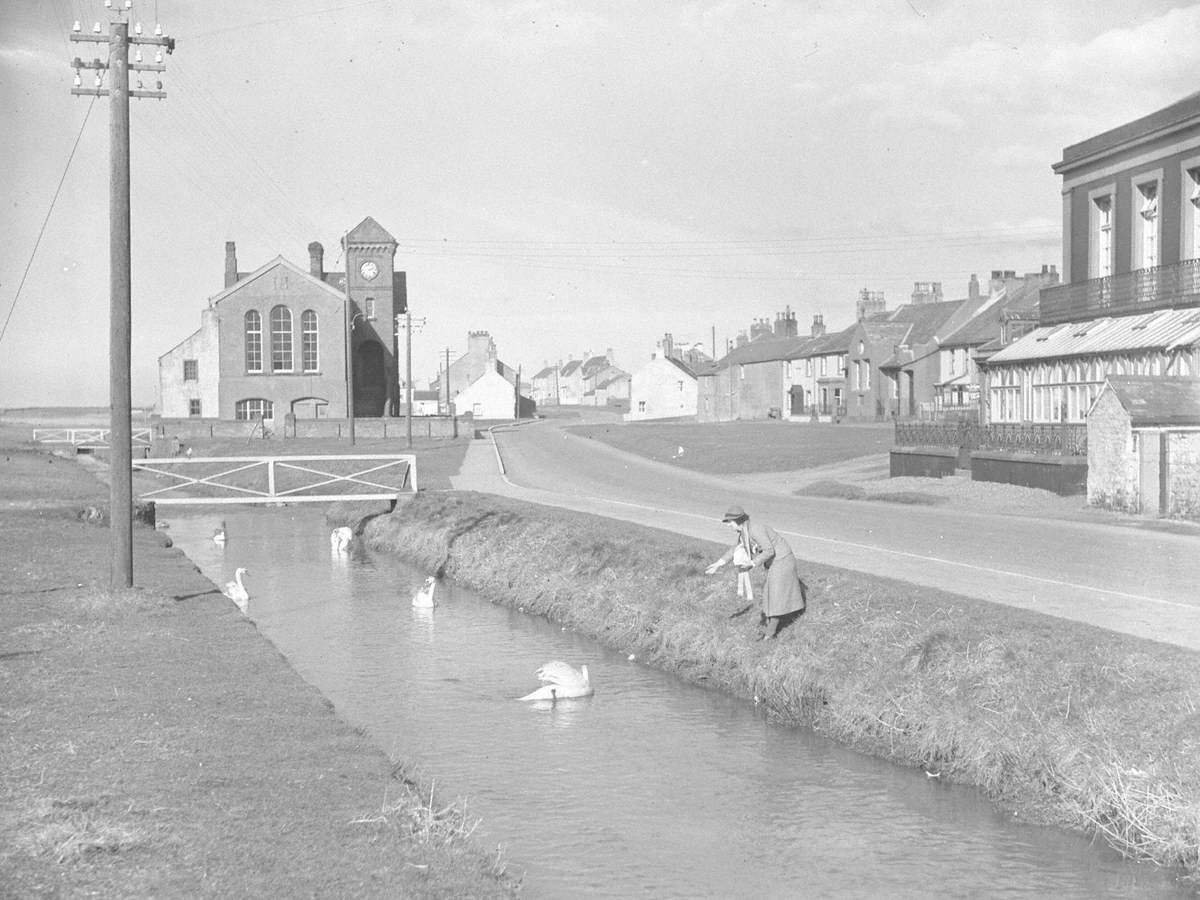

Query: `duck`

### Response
(222, 567, 249, 614)
(329, 526, 353, 552)
(411, 576, 437, 608)
(519, 660, 593, 701)
(212, 522, 227, 546)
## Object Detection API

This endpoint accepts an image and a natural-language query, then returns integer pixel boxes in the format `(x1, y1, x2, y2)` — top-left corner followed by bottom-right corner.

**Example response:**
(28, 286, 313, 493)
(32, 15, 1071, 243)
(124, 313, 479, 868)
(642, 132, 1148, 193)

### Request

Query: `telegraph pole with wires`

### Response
(396, 311, 425, 449)
(70, 3, 174, 590)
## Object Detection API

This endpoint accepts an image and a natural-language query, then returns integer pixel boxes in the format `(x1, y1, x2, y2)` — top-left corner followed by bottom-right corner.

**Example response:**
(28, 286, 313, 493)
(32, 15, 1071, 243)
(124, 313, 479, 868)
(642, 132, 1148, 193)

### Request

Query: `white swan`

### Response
(519, 661, 593, 701)
(411, 576, 436, 608)
(212, 522, 227, 545)
(222, 567, 249, 614)
(330, 526, 353, 552)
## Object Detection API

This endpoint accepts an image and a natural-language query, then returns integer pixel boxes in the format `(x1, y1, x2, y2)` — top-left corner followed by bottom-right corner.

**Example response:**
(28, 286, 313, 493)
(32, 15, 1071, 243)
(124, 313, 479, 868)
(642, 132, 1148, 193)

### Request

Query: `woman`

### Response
(705, 504, 806, 639)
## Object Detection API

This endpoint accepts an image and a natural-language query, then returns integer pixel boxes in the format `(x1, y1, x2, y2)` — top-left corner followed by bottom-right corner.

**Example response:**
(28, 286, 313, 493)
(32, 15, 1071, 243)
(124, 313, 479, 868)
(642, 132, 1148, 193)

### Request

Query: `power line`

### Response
(0, 97, 97, 349)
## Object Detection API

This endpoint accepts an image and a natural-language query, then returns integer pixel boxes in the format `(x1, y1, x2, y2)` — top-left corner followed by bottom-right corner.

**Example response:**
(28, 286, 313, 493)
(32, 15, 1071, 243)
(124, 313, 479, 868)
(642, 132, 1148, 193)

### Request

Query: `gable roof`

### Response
(1098, 376, 1200, 427)
(792, 327, 854, 359)
(987, 307, 1200, 364)
(345, 216, 396, 245)
(210, 256, 347, 306)
(532, 366, 557, 380)
(560, 360, 582, 376)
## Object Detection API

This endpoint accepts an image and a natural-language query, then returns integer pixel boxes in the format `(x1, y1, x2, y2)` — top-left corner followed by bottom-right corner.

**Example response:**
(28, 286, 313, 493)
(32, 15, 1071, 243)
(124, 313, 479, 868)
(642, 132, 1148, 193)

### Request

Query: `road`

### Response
(449, 417, 1200, 651)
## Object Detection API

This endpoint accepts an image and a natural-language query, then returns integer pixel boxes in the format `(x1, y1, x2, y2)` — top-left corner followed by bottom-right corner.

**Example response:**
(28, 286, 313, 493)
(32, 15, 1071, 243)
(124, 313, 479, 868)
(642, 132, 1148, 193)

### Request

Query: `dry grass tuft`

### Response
(24, 797, 150, 863)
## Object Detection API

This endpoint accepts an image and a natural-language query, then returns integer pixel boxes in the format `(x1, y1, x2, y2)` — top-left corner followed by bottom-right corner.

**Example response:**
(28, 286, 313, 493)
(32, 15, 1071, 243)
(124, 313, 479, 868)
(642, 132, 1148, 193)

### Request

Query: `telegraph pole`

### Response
(444, 347, 451, 414)
(342, 233, 356, 446)
(396, 311, 425, 449)
(70, 5, 173, 589)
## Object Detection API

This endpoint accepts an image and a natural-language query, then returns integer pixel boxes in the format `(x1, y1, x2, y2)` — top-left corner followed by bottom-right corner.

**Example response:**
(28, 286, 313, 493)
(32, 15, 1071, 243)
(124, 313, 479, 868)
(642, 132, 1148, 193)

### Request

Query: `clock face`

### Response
(359, 260, 379, 281)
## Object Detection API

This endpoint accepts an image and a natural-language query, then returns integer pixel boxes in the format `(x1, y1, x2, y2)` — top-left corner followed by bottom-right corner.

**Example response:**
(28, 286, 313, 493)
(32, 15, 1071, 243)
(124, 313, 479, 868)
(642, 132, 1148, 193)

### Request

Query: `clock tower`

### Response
(342, 217, 406, 416)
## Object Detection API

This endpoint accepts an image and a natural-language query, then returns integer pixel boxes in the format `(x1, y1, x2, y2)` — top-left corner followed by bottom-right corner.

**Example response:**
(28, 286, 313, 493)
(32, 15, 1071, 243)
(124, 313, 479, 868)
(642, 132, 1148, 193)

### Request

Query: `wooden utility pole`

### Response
(397, 311, 425, 449)
(342, 232, 355, 445)
(514, 365, 521, 420)
(70, 9, 173, 589)
(444, 347, 451, 414)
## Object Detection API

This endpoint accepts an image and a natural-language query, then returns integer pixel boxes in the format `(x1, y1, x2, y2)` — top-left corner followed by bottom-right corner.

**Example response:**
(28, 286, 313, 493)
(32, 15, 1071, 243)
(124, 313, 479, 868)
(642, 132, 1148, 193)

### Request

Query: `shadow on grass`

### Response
(794, 480, 946, 506)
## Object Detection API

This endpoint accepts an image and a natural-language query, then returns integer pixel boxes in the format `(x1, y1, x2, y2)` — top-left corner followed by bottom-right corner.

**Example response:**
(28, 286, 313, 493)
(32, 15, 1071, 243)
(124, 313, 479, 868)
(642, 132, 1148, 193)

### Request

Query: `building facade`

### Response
(157, 217, 406, 422)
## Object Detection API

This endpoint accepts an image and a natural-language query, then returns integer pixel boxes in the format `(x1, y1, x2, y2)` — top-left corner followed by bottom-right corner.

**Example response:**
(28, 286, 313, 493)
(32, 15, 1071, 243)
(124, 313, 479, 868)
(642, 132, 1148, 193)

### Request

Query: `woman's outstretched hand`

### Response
(705, 560, 725, 575)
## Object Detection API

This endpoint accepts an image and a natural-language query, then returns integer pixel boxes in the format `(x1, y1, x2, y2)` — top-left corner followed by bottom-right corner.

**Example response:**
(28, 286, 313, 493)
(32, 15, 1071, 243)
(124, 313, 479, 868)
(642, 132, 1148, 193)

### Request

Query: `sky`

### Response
(2, 0, 1199, 407)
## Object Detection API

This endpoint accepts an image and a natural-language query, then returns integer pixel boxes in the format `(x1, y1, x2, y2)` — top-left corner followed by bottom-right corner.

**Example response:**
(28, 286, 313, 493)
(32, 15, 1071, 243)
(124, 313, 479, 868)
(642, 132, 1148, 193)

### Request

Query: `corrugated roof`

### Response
(1101, 376, 1200, 427)
(986, 307, 1200, 364)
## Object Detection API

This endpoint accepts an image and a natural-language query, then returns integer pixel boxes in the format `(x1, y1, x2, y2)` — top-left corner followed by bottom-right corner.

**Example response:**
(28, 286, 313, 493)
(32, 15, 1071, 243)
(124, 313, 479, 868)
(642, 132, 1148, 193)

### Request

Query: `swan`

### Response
(411, 576, 436, 608)
(330, 526, 353, 552)
(519, 661, 593, 701)
(222, 567, 249, 614)
(212, 522, 227, 545)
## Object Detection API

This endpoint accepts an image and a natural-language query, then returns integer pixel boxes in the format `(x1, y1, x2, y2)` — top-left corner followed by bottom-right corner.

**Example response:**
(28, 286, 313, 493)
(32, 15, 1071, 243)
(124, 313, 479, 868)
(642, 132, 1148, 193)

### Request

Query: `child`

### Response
(732, 543, 754, 600)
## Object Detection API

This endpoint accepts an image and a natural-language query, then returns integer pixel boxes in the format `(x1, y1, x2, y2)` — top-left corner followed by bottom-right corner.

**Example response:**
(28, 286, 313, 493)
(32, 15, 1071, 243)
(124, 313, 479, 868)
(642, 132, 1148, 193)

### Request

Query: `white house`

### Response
(453, 369, 516, 419)
(626, 354, 698, 421)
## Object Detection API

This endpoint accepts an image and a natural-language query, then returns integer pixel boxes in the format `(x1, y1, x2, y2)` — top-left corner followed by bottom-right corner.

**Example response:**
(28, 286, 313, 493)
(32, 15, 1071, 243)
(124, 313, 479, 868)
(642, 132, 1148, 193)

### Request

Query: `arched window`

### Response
(235, 398, 274, 421)
(244, 310, 262, 373)
(301, 310, 319, 372)
(271, 305, 293, 372)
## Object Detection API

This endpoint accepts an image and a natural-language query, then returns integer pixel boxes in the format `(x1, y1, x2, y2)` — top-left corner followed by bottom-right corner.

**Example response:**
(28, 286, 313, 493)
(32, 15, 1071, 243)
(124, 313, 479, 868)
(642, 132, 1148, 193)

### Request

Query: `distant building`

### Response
(157, 216, 406, 422)
(626, 337, 700, 421)
(453, 369, 516, 419)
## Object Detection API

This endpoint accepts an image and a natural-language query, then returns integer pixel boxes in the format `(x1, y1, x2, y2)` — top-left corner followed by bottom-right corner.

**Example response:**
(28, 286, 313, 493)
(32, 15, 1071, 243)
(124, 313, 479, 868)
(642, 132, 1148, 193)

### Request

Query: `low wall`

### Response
(889, 447, 958, 478)
(151, 415, 458, 450)
(969, 450, 1087, 496)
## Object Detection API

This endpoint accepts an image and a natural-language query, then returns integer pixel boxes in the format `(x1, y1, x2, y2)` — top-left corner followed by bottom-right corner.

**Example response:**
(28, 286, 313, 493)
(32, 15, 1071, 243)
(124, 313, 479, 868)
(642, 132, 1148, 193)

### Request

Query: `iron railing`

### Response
(1039, 258, 1200, 325)
(894, 422, 1087, 456)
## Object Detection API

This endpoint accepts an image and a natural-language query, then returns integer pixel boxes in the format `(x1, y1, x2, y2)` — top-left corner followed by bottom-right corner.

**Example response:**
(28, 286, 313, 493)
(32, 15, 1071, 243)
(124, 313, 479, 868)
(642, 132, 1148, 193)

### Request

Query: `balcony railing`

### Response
(894, 422, 1087, 457)
(1038, 258, 1200, 325)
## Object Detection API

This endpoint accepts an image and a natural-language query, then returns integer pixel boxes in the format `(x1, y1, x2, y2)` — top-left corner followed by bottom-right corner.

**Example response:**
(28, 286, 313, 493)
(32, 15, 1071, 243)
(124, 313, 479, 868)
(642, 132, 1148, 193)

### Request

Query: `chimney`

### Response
(662, 332, 675, 359)
(856, 289, 885, 320)
(308, 241, 324, 280)
(224, 241, 238, 288)
(989, 270, 1006, 295)
(811, 314, 826, 338)
(774, 306, 798, 337)
(968, 273, 980, 302)
(735, 330, 749, 348)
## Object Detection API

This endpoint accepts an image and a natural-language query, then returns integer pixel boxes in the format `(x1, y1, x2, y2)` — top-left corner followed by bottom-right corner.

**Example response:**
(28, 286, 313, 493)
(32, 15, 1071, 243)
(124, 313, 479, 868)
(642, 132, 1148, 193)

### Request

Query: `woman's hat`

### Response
(721, 505, 746, 522)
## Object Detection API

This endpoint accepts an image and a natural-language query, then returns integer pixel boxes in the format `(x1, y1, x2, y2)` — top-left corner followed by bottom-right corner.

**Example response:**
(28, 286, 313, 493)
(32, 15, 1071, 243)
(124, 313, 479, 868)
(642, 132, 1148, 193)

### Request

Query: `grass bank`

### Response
(362, 490, 1200, 883)
(0, 438, 517, 898)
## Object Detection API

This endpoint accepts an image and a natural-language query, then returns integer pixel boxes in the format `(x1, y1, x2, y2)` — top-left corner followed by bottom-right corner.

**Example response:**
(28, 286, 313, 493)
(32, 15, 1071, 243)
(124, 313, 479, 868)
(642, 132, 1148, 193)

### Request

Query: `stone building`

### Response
(1087, 376, 1200, 516)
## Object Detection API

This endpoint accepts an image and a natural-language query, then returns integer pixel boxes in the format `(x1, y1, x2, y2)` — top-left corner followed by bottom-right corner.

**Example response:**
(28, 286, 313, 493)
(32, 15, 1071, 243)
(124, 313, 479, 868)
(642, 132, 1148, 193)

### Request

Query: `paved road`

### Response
(450, 418, 1200, 651)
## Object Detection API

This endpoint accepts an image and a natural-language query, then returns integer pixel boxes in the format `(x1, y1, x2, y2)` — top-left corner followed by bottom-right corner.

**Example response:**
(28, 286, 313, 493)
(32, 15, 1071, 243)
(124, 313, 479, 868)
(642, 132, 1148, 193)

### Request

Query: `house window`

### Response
(188, 399, 201, 417)
(245, 310, 262, 373)
(270, 305, 293, 372)
(1134, 178, 1159, 269)
(365, 297, 376, 320)
(1184, 165, 1200, 260)
(1089, 190, 1114, 278)
(805, 359, 812, 377)
(638, 400, 646, 413)
(301, 310, 319, 372)
(820, 357, 827, 376)
(183, 358, 198, 381)
(235, 398, 274, 421)
(739, 365, 745, 380)
(677, 381, 683, 392)
(862, 360, 871, 391)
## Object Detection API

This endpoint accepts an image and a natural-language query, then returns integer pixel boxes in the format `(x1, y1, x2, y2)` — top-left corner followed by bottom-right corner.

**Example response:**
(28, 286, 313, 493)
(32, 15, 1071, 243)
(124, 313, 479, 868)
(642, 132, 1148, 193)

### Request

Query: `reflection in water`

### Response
(166, 508, 1194, 900)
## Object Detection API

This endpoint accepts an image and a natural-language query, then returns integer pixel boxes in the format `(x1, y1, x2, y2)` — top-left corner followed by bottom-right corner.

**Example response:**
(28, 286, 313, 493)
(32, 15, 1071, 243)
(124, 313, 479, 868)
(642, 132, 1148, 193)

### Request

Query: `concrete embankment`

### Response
(361, 489, 1200, 882)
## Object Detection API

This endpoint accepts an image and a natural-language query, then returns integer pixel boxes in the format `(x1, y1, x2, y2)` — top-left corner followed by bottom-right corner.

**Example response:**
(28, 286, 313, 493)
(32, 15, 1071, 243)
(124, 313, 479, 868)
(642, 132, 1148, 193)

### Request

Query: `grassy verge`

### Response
(565, 419, 892, 473)
(0, 436, 517, 898)
(365, 490, 1200, 882)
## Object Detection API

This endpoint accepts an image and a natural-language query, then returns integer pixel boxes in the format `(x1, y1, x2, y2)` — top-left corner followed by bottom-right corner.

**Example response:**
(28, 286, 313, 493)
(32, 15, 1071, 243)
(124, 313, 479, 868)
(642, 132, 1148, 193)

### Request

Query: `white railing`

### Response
(32, 427, 152, 447)
(132, 454, 417, 505)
